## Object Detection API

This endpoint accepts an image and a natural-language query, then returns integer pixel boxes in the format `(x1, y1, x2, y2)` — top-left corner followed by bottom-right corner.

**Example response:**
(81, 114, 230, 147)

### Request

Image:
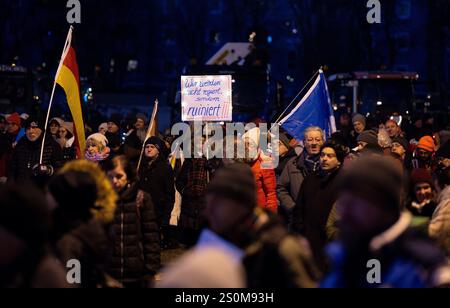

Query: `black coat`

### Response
(275, 148, 297, 177)
(108, 183, 160, 284)
(124, 130, 143, 162)
(105, 132, 123, 156)
(9, 133, 63, 183)
(242, 212, 320, 288)
(292, 168, 342, 272)
(55, 219, 110, 288)
(138, 157, 175, 227)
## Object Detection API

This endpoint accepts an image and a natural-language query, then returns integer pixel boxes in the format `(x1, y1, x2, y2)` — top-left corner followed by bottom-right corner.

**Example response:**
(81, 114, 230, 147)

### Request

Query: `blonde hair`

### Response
(86, 138, 106, 153)
(59, 160, 117, 224)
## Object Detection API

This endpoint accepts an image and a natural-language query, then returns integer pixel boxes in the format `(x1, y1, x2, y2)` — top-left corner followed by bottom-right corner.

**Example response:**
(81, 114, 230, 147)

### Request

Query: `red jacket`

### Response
(250, 156, 278, 213)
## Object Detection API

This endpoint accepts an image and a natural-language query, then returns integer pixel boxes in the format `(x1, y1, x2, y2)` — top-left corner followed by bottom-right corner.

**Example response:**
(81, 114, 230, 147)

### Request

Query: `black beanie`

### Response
(279, 132, 291, 149)
(145, 136, 167, 157)
(357, 130, 379, 147)
(207, 163, 257, 210)
(24, 115, 45, 131)
(340, 157, 403, 215)
(109, 114, 122, 127)
(392, 136, 410, 152)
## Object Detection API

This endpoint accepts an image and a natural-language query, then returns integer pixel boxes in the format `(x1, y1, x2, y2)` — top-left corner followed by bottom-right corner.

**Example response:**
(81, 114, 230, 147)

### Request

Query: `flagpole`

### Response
(137, 99, 159, 172)
(39, 26, 74, 164)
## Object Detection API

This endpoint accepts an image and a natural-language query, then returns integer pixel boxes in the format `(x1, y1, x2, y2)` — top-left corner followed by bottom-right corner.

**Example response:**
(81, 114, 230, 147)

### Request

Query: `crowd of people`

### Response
(0, 109, 449, 288)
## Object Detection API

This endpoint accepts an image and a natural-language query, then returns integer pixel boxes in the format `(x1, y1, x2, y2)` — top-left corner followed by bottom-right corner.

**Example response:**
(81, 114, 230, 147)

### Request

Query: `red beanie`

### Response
(6, 113, 21, 127)
(417, 136, 435, 153)
(410, 168, 434, 188)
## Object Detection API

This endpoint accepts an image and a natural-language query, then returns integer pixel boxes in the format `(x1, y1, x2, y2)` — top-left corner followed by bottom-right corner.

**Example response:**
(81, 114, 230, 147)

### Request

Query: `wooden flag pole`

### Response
(137, 99, 159, 172)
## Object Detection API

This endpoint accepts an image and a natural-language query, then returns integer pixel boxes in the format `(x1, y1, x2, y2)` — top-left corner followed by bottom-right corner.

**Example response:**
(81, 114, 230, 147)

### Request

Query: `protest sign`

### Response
(181, 75, 232, 122)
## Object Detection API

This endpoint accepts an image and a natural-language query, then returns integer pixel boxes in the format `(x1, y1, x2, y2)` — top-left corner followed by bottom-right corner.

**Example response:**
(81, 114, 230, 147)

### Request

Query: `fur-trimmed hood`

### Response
(58, 160, 117, 224)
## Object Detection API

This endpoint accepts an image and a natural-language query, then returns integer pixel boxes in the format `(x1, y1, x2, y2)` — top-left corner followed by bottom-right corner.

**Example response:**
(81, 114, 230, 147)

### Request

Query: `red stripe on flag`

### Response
(62, 47, 80, 88)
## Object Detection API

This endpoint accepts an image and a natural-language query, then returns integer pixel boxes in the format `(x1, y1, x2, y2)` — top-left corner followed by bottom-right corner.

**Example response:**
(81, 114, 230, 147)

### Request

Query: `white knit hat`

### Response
(243, 127, 261, 147)
(50, 117, 64, 126)
(98, 123, 108, 133)
(87, 133, 109, 147)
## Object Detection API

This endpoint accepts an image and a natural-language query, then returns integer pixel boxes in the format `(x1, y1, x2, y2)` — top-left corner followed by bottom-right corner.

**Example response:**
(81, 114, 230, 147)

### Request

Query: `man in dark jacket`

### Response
(8, 117, 63, 183)
(322, 157, 450, 288)
(292, 140, 347, 273)
(275, 131, 296, 177)
(1, 114, 22, 180)
(277, 127, 324, 228)
(205, 163, 320, 288)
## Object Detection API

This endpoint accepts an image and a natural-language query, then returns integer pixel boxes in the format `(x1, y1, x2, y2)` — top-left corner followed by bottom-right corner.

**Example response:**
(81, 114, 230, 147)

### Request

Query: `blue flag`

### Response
(279, 71, 336, 141)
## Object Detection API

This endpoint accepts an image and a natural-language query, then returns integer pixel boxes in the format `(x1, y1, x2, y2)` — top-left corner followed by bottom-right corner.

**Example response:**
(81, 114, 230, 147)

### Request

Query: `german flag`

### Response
(55, 27, 86, 158)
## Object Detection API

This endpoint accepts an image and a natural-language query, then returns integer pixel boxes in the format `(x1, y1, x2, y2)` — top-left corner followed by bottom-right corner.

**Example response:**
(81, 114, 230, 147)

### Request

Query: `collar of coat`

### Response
(119, 182, 140, 202)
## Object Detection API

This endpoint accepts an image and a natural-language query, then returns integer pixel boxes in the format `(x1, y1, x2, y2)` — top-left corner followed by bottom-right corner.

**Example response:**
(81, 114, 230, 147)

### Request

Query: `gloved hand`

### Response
(32, 164, 54, 178)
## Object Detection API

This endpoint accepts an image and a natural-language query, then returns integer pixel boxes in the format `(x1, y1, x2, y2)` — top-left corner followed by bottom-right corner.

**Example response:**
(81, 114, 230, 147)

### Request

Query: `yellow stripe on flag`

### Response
(56, 65, 86, 157)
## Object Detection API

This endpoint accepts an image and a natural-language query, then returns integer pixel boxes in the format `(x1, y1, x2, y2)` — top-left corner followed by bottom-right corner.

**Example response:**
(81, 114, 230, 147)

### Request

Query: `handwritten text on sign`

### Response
(181, 75, 232, 122)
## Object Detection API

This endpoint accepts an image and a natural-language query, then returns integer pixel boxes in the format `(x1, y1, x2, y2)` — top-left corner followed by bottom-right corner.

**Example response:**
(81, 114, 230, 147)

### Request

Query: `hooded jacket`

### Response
(249, 155, 278, 213)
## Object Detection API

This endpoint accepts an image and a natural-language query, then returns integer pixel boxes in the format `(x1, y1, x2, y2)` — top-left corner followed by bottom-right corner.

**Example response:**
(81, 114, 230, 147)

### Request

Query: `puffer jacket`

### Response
(429, 185, 450, 256)
(249, 156, 278, 213)
(108, 183, 160, 285)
